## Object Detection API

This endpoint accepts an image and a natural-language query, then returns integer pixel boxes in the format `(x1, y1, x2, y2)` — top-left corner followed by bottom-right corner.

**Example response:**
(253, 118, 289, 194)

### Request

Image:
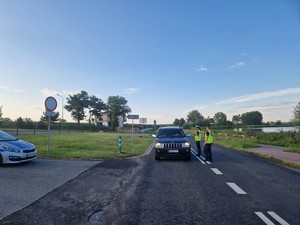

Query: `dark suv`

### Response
(153, 126, 191, 160)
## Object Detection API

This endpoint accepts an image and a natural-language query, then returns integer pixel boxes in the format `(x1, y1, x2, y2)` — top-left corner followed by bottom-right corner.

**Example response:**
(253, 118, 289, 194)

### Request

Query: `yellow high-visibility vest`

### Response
(205, 130, 213, 144)
(195, 130, 201, 141)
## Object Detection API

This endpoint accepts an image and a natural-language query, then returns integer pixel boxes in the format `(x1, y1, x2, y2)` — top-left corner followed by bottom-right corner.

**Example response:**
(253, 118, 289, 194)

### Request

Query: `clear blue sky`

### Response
(1, 0, 299, 124)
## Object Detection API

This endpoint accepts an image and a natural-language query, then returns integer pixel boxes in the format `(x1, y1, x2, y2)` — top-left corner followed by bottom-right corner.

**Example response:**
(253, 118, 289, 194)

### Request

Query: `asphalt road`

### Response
(1, 141, 299, 225)
(0, 159, 100, 220)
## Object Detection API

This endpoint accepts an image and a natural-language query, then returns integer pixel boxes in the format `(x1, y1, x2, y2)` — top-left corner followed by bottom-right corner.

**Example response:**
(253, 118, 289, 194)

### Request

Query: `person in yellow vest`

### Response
(204, 124, 213, 161)
(194, 126, 202, 156)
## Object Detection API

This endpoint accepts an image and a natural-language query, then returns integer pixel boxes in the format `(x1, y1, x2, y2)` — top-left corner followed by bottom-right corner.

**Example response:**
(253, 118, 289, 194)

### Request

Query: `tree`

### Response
(207, 117, 215, 125)
(179, 118, 186, 127)
(40, 111, 60, 123)
(24, 118, 35, 129)
(65, 91, 90, 125)
(241, 111, 263, 125)
(16, 117, 26, 128)
(292, 102, 300, 125)
(107, 96, 131, 130)
(173, 118, 185, 127)
(232, 114, 242, 125)
(214, 112, 227, 125)
(0, 105, 2, 119)
(173, 118, 180, 126)
(88, 95, 106, 123)
(186, 110, 205, 127)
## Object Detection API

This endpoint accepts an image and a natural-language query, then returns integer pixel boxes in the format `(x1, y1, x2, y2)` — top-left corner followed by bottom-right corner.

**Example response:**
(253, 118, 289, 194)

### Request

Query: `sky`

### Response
(0, 0, 300, 124)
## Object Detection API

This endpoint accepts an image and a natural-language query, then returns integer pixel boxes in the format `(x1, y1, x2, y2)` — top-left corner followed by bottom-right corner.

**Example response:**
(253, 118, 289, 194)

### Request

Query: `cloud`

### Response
(123, 87, 140, 94)
(241, 52, 248, 56)
(194, 87, 300, 110)
(197, 64, 209, 72)
(0, 85, 9, 90)
(217, 87, 300, 105)
(228, 62, 245, 69)
(13, 89, 23, 93)
(0, 85, 23, 93)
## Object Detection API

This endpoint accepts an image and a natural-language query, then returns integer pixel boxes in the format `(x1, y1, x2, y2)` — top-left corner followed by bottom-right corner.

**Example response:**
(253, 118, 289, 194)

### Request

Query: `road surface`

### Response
(1, 143, 299, 225)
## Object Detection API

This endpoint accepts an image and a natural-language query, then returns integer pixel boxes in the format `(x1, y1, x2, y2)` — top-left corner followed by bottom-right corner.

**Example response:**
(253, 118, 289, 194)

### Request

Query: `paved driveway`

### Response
(246, 144, 300, 165)
(0, 159, 100, 220)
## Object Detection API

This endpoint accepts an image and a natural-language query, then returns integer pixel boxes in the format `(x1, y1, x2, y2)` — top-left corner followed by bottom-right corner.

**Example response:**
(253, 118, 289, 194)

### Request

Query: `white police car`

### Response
(0, 130, 37, 164)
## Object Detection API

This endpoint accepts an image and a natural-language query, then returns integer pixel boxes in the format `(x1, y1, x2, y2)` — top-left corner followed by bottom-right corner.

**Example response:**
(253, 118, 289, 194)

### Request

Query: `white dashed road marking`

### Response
(255, 211, 290, 225)
(267, 211, 290, 225)
(255, 212, 276, 225)
(226, 182, 247, 195)
(211, 168, 223, 175)
(191, 148, 206, 164)
(191, 148, 212, 164)
(202, 156, 211, 164)
(192, 145, 289, 225)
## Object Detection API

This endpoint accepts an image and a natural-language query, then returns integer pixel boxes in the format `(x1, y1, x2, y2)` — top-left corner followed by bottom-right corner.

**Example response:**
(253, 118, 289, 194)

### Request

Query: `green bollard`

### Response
(118, 136, 122, 153)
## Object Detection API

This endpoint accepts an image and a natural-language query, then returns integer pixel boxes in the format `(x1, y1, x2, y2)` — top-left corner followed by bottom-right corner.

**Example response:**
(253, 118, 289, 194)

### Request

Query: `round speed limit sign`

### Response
(45, 96, 57, 111)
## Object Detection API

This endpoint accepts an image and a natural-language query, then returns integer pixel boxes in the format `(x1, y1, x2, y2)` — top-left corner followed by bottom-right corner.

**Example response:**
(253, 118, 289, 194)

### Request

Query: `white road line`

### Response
(144, 143, 154, 155)
(191, 148, 206, 164)
(198, 155, 212, 164)
(267, 211, 290, 225)
(211, 168, 223, 175)
(191, 148, 212, 164)
(226, 182, 247, 195)
(255, 212, 276, 225)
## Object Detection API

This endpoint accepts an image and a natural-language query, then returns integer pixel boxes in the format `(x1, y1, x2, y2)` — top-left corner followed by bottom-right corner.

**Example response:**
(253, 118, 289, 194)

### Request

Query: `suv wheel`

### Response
(155, 155, 160, 160)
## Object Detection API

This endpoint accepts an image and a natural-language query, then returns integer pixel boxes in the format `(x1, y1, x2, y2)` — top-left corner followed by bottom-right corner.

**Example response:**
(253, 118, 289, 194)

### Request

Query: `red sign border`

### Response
(45, 96, 57, 112)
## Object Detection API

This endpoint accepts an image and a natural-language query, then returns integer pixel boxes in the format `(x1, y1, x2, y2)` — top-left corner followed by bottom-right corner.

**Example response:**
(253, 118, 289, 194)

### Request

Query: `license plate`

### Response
(168, 150, 179, 153)
(27, 152, 36, 158)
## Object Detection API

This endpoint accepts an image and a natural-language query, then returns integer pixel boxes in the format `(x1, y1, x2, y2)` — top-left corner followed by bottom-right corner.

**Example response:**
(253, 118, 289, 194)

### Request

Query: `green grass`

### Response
(214, 139, 259, 150)
(17, 133, 154, 159)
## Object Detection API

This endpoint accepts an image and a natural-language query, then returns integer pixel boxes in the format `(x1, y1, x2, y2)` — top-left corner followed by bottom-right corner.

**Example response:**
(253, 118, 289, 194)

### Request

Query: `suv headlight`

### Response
(155, 143, 164, 149)
(182, 142, 190, 148)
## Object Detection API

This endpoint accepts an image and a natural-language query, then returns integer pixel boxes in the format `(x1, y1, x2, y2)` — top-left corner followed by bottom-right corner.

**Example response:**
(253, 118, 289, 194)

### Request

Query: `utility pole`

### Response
(57, 94, 64, 132)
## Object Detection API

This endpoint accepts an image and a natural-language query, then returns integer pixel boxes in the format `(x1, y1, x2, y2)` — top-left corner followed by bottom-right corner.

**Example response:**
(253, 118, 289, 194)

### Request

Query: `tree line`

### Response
(0, 91, 131, 131)
(1, 101, 300, 130)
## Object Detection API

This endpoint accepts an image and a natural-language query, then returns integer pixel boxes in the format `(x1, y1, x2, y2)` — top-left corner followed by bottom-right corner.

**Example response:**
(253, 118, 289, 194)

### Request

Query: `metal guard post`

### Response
(118, 136, 122, 153)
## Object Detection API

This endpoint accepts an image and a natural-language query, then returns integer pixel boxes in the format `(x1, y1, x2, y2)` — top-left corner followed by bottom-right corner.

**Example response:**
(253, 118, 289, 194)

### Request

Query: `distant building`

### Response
(93, 111, 124, 128)
(101, 111, 111, 127)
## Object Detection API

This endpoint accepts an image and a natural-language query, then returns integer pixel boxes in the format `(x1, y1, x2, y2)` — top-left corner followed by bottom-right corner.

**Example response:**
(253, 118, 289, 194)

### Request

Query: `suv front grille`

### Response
(164, 143, 182, 149)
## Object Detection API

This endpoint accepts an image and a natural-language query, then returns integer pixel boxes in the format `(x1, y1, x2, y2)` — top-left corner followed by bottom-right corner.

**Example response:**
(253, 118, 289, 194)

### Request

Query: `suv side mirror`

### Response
(152, 134, 157, 138)
(186, 134, 191, 137)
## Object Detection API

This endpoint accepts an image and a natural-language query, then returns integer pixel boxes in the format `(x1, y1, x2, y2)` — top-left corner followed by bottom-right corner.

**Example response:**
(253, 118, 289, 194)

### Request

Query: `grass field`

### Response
(17, 133, 154, 159)
(212, 129, 300, 153)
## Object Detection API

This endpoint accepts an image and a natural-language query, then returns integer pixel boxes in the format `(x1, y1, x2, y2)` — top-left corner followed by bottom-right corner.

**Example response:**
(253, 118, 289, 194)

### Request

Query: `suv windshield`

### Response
(158, 128, 185, 138)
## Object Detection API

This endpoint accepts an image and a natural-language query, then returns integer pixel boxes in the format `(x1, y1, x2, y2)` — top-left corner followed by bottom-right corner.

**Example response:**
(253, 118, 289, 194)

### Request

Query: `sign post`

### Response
(45, 96, 57, 153)
(127, 114, 139, 147)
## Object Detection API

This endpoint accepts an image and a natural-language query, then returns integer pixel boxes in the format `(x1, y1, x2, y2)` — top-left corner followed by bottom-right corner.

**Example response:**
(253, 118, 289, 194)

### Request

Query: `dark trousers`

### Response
(204, 143, 212, 161)
(196, 141, 201, 156)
